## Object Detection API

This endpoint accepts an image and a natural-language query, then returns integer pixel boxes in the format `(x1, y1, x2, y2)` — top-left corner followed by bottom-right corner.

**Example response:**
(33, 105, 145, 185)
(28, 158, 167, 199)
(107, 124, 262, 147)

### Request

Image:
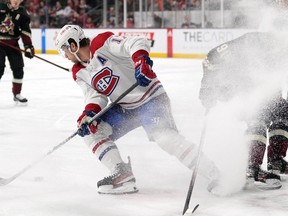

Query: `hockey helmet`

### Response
(55, 25, 86, 56)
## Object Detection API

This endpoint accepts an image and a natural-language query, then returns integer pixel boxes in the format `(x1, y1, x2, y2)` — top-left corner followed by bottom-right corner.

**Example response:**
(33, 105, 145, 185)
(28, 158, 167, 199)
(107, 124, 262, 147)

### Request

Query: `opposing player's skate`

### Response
(13, 94, 28, 104)
(246, 165, 282, 190)
(268, 157, 288, 175)
(97, 157, 138, 194)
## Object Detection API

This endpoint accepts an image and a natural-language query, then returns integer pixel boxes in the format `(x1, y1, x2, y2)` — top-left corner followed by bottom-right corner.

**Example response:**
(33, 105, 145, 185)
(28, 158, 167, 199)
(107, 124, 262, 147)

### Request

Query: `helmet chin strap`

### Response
(68, 46, 88, 66)
(72, 50, 91, 67)
(73, 52, 86, 65)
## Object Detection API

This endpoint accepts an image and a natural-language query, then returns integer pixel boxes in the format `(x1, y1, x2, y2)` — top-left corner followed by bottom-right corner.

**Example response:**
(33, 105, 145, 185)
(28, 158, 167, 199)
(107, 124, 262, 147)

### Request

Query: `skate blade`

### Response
(183, 204, 200, 215)
(98, 182, 139, 195)
(254, 179, 282, 190)
(14, 101, 28, 106)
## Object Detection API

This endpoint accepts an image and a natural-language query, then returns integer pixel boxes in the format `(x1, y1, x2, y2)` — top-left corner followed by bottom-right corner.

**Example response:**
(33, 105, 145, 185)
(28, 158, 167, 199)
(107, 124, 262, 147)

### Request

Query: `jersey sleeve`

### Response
(105, 34, 151, 59)
(19, 7, 33, 46)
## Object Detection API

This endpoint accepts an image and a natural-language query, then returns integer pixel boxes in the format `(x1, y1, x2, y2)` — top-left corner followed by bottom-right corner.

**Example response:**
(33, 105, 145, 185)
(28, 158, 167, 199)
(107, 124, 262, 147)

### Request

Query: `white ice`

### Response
(0, 56, 287, 216)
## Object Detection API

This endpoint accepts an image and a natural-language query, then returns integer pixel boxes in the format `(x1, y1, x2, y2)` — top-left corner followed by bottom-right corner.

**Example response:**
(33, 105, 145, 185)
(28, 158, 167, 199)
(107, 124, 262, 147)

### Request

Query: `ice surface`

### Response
(0, 56, 287, 216)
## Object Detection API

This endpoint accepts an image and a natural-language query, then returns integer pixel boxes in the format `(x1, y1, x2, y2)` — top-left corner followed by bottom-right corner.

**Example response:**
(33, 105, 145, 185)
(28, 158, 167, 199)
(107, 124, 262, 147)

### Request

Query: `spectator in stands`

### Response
(127, 12, 134, 28)
(25, 0, 39, 28)
(190, 0, 201, 9)
(49, 1, 63, 27)
(163, 0, 172, 10)
(38, 1, 49, 27)
(55, 1, 74, 27)
(153, 13, 163, 27)
(73, 0, 79, 11)
(107, 6, 116, 27)
(83, 16, 95, 28)
(76, 8, 89, 27)
(181, 15, 199, 28)
(67, 0, 77, 11)
(77, 0, 91, 13)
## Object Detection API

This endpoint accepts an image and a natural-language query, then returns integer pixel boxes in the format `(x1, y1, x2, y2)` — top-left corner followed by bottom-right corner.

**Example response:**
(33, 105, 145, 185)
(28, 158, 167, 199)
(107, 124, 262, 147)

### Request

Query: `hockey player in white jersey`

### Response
(55, 25, 219, 195)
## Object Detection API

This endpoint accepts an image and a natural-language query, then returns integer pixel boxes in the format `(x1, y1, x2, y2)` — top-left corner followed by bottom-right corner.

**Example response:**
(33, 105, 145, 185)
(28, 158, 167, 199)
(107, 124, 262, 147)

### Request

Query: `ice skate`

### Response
(246, 165, 282, 190)
(13, 94, 28, 104)
(97, 157, 138, 195)
(267, 157, 288, 175)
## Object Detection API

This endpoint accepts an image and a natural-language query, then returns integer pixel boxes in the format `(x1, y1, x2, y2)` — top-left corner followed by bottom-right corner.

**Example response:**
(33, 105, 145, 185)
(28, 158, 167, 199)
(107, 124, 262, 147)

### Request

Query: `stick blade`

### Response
(183, 204, 200, 215)
(0, 177, 14, 186)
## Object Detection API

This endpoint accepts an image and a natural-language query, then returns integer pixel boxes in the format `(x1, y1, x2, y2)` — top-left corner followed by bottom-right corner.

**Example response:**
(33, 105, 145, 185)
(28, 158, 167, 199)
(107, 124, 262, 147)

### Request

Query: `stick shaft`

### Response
(182, 110, 209, 215)
(0, 41, 69, 71)
(0, 83, 138, 186)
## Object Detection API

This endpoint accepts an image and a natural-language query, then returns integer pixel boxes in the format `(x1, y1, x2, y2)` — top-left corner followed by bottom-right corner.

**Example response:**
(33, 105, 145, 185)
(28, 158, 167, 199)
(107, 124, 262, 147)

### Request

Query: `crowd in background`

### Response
(24, 0, 97, 28)
(24, 0, 209, 28)
(16, 0, 276, 29)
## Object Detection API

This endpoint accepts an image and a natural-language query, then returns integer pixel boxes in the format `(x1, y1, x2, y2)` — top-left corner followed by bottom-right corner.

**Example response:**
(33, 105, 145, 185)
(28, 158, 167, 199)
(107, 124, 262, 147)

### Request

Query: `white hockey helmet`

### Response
(55, 25, 86, 56)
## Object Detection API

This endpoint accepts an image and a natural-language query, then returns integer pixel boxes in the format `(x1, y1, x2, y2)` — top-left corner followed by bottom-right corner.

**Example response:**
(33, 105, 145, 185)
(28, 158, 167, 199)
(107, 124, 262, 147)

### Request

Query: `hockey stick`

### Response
(0, 83, 139, 186)
(0, 41, 69, 72)
(182, 109, 209, 215)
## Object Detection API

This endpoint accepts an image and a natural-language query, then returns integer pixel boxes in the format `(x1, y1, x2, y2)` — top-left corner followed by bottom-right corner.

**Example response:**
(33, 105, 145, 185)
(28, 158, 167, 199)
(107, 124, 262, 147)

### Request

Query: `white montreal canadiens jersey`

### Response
(72, 32, 165, 110)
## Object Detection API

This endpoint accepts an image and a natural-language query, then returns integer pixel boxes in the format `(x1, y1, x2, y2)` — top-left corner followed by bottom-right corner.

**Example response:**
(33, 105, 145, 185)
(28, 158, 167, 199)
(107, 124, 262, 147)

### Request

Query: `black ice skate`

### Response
(97, 157, 138, 195)
(13, 94, 28, 104)
(246, 165, 282, 190)
(267, 157, 288, 175)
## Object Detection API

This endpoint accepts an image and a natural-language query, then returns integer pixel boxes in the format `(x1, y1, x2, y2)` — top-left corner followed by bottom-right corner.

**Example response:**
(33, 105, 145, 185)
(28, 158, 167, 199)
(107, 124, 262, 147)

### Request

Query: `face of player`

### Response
(61, 43, 90, 63)
(61, 42, 90, 64)
(9, 0, 22, 9)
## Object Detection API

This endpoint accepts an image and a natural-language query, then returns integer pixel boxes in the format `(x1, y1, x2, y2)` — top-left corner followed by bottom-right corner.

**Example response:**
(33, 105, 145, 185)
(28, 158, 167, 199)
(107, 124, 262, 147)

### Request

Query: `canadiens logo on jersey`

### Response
(0, 14, 14, 35)
(91, 67, 119, 96)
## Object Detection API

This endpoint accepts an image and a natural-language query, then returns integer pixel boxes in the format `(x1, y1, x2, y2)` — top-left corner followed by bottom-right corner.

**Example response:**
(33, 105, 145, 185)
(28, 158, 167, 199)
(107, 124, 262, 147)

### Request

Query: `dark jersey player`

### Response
(0, 0, 35, 103)
(199, 32, 288, 189)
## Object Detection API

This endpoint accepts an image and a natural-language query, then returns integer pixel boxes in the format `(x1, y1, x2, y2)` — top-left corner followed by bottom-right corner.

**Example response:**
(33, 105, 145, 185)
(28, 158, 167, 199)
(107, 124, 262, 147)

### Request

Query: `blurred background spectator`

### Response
(0, 0, 280, 29)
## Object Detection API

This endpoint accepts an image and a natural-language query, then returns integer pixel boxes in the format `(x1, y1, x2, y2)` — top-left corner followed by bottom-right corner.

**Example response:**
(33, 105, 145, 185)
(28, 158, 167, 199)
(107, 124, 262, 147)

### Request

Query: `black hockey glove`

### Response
(24, 45, 35, 59)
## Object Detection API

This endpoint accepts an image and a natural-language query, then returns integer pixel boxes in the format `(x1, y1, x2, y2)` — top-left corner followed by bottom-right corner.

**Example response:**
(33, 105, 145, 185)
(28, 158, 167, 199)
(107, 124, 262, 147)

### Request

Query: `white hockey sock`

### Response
(100, 148, 124, 171)
(92, 139, 124, 171)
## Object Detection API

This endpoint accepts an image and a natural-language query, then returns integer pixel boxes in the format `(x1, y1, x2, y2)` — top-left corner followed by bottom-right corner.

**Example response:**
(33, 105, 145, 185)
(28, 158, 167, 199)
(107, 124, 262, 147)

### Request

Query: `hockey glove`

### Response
(134, 56, 156, 87)
(24, 45, 35, 59)
(77, 110, 99, 137)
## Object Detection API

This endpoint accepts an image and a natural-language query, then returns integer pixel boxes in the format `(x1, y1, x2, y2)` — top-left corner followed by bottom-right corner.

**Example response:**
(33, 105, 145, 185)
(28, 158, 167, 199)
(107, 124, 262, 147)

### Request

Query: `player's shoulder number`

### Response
(216, 44, 228, 53)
